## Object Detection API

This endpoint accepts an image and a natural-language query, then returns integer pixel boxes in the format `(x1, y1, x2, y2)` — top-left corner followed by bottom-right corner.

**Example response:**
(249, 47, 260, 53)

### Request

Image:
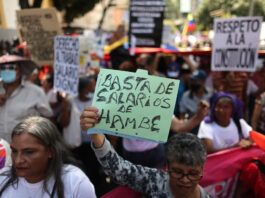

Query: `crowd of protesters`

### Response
(0, 28, 265, 198)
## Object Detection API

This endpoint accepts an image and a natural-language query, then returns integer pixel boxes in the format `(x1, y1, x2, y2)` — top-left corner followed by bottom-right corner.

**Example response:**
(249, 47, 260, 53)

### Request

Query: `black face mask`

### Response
(190, 83, 201, 92)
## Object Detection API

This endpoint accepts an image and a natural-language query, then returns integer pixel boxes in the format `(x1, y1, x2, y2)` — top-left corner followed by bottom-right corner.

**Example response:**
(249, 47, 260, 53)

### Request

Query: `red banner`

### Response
(200, 145, 265, 197)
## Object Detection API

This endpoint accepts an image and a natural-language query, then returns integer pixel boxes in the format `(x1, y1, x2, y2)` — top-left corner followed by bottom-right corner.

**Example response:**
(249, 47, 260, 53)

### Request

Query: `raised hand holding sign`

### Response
(87, 69, 179, 143)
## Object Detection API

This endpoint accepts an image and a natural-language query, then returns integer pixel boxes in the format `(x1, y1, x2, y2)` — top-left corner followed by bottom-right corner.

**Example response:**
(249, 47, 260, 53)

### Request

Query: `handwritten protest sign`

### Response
(54, 36, 79, 96)
(16, 8, 62, 66)
(211, 17, 262, 72)
(129, 0, 165, 47)
(87, 69, 179, 143)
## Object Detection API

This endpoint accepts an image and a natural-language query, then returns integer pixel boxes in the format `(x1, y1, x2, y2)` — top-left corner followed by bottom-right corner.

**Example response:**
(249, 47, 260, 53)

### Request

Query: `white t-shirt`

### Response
(197, 118, 252, 150)
(122, 115, 176, 152)
(0, 164, 96, 198)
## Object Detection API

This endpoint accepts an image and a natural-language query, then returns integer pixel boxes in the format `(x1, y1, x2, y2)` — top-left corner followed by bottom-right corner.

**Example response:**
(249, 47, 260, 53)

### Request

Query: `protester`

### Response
(49, 91, 71, 134)
(119, 60, 136, 72)
(165, 55, 188, 116)
(251, 92, 265, 134)
(179, 70, 210, 117)
(0, 116, 96, 198)
(154, 53, 168, 77)
(246, 77, 260, 122)
(0, 55, 53, 143)
(41, 74, 55, 99)
(25, 68, 40, 85)
(116, 61, 209, 168)
(234, 131, 265, 198)
(213, 71, 248, 104)
(80, 108, 210, 198)
(41, 74, 59, 119)
(250, 60, 265, 89)
(73, 75, 96, 112)
(65, 75, 107, 196)
(167, 54, 180, 78)
(0, 41, 11, 56)
(121, 100, 209, 168)
(62, 75, 96, 145)
(179, 69, 211, 134)
(198, 56, 214, 93)
(135, 53, 155, 75)
(197, 91, 253, 154)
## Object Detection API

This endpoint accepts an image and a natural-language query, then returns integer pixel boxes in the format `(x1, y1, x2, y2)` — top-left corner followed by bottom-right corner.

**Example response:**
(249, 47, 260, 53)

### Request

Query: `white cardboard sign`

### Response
(54, 36, 80, 96)
(211, 17, 262, 72)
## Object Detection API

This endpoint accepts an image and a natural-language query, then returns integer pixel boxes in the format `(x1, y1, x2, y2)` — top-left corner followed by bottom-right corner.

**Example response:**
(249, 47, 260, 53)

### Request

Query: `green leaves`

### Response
(195, 0, 265, 31)
(53, 0, 100, 24)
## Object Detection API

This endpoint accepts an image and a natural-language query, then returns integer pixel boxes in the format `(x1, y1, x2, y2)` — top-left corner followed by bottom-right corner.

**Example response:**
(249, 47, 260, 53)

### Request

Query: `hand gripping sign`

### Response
(87, 69, 179, 143)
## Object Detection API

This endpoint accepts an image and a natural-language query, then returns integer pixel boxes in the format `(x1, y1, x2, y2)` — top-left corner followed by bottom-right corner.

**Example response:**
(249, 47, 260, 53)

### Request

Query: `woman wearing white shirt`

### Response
(198, 91, 253, 154)
(0, 116, 96, 198)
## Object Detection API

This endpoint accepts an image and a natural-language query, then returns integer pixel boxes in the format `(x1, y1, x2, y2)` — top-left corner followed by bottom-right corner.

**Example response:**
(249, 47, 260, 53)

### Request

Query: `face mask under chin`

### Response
(0, 70, 17, 83)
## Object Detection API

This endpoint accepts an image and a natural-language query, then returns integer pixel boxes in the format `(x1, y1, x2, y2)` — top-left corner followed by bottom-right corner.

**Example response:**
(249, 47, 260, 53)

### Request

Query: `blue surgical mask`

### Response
(0, 70, 16, 83)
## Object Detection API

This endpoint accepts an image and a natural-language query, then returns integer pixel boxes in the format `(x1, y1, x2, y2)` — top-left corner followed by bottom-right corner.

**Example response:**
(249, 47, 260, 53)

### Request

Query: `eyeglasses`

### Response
(0, 65, 17, 71)
(168, 169, 203, 181)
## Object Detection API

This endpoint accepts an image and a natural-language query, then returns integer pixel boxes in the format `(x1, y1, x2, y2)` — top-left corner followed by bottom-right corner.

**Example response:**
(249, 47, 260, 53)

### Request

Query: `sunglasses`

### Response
(0, 65, 17, 71)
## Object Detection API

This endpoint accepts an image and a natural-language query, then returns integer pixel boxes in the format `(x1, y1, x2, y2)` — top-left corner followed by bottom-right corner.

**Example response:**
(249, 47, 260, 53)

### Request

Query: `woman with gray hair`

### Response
(80, 106, 210, 198)
(0, 116, 96, 198)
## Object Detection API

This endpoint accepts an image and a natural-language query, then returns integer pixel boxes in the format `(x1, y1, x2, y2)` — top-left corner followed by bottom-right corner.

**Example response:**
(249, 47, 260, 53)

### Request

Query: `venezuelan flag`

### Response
(182, 14, 196, 36)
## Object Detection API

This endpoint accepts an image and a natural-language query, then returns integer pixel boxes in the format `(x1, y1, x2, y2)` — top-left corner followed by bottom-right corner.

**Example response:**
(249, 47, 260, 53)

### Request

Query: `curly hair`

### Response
(165, 133, 207, 166)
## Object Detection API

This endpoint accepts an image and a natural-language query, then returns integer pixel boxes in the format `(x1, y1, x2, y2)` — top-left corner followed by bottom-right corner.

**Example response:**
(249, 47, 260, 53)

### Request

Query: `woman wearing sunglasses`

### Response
(80, 106, 211, 198)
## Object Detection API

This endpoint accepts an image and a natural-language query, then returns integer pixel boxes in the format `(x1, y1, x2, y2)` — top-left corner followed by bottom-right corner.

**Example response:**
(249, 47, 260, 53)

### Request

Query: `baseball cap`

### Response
(190, 69, 207, 81)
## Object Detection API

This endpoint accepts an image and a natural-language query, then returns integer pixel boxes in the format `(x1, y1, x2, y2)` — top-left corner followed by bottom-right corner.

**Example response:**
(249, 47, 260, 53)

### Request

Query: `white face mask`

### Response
(86, 92, 94, 99)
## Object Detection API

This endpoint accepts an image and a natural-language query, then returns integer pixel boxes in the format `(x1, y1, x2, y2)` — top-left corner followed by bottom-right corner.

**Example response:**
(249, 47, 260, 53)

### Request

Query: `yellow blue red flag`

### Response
(182, 14, 196, 36)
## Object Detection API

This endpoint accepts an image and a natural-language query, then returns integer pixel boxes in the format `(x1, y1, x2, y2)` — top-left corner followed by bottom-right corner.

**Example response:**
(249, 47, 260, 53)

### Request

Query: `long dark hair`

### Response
(0, 116, 78, 198)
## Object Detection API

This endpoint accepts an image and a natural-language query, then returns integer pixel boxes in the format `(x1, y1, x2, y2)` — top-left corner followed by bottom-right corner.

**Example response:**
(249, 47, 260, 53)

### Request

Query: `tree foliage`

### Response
(19, 0, 43, 9)
(165, 0, 180, 20)
(195, 0, 265, 31)
(54, 0, 100, 24)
